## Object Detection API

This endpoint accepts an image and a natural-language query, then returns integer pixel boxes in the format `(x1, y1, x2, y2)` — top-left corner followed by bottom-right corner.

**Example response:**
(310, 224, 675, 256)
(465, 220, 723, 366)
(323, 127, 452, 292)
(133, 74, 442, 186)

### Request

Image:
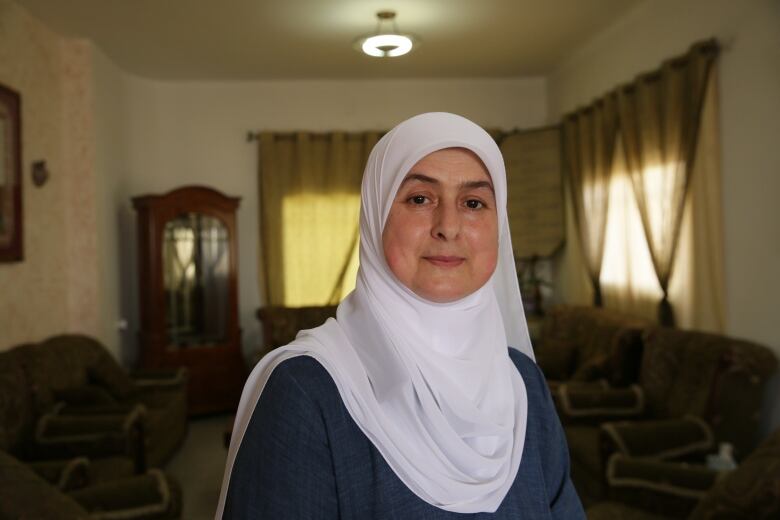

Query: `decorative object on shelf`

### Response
(0, 82, 22, 262)
(31, 160, 49, 187)
(517, 254, 552, 317)
(355, 10, 417, 58)
(133, 186, 245, 415)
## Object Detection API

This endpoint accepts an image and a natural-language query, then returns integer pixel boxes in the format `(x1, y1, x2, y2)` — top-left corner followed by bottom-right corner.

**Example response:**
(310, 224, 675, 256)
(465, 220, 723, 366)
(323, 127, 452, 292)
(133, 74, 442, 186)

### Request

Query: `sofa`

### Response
(0, 449, 181, 519)
(560, 325, 777, 505)
(0, 334, 188, 470)
(254, 305, 338, 362)
(586, 427, 780, 520)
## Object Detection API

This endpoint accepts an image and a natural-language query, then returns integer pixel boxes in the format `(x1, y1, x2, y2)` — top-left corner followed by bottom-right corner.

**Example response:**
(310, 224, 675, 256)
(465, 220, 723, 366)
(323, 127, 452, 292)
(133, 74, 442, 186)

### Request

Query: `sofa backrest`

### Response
(539, 305, 649, 383)
(639, 326, 777, 456)
(15, 335, 134, 413)
(0, 349, 36, 454)
(257, 305, 339, 352)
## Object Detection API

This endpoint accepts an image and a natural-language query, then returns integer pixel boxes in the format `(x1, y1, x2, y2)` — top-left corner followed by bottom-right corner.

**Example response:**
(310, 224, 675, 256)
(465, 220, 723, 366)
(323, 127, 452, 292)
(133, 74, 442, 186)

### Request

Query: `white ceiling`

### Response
(16, 0, 642, 80)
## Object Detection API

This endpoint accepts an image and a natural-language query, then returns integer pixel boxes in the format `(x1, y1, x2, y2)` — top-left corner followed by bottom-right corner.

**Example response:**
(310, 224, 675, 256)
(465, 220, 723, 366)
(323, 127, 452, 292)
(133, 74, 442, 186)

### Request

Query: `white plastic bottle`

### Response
(706, 442, 737, 471)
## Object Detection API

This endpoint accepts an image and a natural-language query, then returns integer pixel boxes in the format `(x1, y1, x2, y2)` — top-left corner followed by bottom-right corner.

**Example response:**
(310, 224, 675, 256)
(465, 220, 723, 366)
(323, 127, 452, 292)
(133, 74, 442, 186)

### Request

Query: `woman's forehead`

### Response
(404, 147, 491, 182)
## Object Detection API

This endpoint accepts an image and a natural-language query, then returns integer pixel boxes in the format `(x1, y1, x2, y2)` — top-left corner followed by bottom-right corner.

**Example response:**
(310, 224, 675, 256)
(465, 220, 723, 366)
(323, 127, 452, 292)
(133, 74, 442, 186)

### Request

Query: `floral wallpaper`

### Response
(0, 0, 99, 350)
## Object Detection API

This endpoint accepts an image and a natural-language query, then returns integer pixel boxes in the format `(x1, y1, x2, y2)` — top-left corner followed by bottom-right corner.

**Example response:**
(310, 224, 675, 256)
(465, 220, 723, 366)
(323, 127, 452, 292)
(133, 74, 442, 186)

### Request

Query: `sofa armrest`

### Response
(56, 402, 143, 416)
(601, 416, 715, 459)
(604, 453, 719, 516)
(32, 405, 146, 472)
(68, 469, 181, 519)
(607, 453, 719, 494)
(131, 367, 188, 389)
(558, 383, 644, 422)
(0, 451, 88, 519)
(27, 457, 90, 491)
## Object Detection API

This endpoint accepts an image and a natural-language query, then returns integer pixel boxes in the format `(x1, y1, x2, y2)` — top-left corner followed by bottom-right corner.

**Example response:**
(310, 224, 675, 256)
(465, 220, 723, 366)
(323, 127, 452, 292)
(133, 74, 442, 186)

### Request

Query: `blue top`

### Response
(223, 348, 584, 519)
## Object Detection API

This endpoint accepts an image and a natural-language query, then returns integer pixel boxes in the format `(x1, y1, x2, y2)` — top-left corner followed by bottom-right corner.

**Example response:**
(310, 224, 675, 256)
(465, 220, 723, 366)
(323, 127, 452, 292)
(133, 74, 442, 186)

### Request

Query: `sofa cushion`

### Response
(535, 338, 579, 380)
(55, 385, 118, 406)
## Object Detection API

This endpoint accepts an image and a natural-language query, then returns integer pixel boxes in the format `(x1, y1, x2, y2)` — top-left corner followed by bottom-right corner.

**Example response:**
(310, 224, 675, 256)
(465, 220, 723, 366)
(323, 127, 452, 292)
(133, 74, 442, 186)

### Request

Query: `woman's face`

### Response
(382, 147, 499, 303)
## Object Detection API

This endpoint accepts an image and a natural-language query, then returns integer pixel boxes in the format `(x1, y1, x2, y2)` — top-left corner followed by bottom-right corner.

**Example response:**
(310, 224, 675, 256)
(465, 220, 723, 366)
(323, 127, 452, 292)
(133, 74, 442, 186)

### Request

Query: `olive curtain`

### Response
(562, 94, 620, 306)
(257, 131, 380, 307)
(617, 40, 719, 326)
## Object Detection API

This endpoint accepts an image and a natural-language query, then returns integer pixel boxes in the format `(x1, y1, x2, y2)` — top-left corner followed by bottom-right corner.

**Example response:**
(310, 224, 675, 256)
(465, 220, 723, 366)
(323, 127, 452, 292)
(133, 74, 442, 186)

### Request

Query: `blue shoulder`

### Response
(508, 347, 542, 379)
(507, 347, 549, 402)
(269, 355, 340, 404)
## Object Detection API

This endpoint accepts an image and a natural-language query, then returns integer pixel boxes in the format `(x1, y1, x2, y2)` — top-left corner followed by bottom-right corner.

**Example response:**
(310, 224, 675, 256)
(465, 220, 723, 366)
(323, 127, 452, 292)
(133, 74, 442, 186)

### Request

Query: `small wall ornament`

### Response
(31, 160, 49, 187)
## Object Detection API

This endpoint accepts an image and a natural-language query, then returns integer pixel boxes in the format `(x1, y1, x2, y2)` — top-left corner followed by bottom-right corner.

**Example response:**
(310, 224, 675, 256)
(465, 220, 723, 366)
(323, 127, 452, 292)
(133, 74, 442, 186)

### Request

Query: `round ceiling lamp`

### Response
(355, 11, 417, 58)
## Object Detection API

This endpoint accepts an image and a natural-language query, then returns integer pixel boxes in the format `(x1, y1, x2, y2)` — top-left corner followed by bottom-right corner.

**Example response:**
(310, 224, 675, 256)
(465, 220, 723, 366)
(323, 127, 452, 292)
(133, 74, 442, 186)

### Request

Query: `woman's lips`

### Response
(423, 255, 465, 267)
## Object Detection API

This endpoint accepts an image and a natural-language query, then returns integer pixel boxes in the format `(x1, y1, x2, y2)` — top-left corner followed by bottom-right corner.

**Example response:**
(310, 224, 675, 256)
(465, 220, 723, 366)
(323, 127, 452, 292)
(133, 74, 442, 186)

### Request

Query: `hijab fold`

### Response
(217, 112, 534, 516)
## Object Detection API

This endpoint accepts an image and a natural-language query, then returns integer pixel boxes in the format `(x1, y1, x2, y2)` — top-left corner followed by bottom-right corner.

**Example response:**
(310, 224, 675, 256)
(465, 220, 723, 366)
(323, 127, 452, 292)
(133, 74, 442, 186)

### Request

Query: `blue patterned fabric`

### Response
(223, 348, 584, 519)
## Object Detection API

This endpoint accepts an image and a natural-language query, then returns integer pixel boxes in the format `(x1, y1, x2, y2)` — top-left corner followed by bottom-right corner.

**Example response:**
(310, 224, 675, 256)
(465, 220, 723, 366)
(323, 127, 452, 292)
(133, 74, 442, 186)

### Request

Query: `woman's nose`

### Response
(431, 203, 461, 240)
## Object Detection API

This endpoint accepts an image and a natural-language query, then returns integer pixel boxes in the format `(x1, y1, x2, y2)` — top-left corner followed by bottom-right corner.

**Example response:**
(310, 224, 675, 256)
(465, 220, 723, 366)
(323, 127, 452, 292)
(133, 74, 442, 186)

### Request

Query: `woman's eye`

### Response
(408, 195, 428, 205)
(465, 199, 484, 209)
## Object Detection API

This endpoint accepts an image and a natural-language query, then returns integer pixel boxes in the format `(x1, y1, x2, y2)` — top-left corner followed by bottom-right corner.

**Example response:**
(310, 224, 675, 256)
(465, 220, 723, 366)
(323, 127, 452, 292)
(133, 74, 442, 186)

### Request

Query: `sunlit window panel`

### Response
(281, 192, 361, 307)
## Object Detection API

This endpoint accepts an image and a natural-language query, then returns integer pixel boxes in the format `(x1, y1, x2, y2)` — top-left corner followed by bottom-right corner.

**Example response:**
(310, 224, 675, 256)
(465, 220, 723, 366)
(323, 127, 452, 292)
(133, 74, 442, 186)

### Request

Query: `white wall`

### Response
(117, 77, 548, 359)
(547, 0, 780, 434)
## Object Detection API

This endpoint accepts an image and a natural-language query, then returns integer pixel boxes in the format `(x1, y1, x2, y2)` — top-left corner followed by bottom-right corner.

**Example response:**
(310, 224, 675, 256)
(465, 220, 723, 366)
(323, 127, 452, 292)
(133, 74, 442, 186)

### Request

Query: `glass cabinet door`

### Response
(162, 212, 230, 347)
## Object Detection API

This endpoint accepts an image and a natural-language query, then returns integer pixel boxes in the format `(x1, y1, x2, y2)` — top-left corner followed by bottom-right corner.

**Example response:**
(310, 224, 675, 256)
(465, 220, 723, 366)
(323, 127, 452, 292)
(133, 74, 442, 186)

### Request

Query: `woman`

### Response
(217, 113, 584, 518)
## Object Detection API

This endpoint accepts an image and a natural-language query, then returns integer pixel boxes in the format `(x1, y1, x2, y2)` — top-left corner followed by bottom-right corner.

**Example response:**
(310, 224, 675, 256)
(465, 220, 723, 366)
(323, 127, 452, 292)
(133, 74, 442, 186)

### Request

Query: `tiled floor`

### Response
(165, 414, 232, 520)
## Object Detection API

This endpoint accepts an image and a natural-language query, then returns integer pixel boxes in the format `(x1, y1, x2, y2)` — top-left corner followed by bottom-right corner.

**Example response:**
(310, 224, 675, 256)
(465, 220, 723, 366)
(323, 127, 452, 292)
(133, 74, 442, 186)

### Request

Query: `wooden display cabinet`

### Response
(133, 186, 245, 415)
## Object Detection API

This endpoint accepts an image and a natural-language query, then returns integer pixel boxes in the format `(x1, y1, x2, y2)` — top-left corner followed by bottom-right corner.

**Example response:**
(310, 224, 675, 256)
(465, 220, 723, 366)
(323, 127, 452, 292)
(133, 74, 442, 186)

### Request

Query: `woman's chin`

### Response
(411, 283, 473, 304)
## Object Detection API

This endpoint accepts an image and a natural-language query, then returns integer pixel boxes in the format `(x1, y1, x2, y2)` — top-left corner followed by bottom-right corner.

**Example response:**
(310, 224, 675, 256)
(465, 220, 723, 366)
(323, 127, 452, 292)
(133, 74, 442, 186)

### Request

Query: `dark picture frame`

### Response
(0, 83, 22, 262)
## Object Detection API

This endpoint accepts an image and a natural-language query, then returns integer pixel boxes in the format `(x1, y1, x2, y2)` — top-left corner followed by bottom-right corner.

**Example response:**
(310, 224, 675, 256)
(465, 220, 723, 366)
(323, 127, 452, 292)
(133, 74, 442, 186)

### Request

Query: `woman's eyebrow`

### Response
(400, 174, 494, 193)
(400, 173, 438, 186)
(463, 180, 494, 193)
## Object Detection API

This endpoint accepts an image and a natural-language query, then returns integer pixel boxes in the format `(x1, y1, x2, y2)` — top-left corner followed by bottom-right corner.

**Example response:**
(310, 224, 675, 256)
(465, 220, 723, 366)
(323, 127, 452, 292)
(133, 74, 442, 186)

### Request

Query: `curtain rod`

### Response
(246, 127, 559, 144)
(246, 130, 389, 142)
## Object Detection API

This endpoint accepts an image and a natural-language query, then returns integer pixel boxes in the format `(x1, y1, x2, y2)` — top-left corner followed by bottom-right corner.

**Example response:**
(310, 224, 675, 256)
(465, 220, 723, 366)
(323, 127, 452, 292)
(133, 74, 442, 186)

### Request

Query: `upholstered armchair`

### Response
(561, 326, 778, 506)
(2, 334, 188, 470)
(586, 428, 780, 520)
(0, 345, 147, 472)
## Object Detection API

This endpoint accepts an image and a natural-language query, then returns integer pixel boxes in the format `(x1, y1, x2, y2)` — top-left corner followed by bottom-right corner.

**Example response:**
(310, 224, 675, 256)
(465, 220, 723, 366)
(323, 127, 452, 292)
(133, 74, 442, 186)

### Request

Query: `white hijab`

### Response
(216, 112, 534, 517)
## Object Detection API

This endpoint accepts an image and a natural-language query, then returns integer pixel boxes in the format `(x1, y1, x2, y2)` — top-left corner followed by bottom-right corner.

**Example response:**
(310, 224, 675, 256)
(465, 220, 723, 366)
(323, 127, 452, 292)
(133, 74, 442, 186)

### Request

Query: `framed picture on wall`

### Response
(0, 83, 22, 262)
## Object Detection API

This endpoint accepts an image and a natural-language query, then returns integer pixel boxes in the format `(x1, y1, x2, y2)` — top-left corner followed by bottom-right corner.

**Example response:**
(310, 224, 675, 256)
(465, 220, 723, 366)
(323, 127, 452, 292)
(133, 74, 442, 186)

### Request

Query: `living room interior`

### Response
(1, 0, 779, 518)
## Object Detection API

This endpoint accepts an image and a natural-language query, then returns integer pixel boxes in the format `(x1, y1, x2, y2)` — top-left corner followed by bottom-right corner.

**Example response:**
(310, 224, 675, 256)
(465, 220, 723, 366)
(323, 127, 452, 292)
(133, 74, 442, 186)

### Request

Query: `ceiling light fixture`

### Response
(355, 11, 416, 58)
